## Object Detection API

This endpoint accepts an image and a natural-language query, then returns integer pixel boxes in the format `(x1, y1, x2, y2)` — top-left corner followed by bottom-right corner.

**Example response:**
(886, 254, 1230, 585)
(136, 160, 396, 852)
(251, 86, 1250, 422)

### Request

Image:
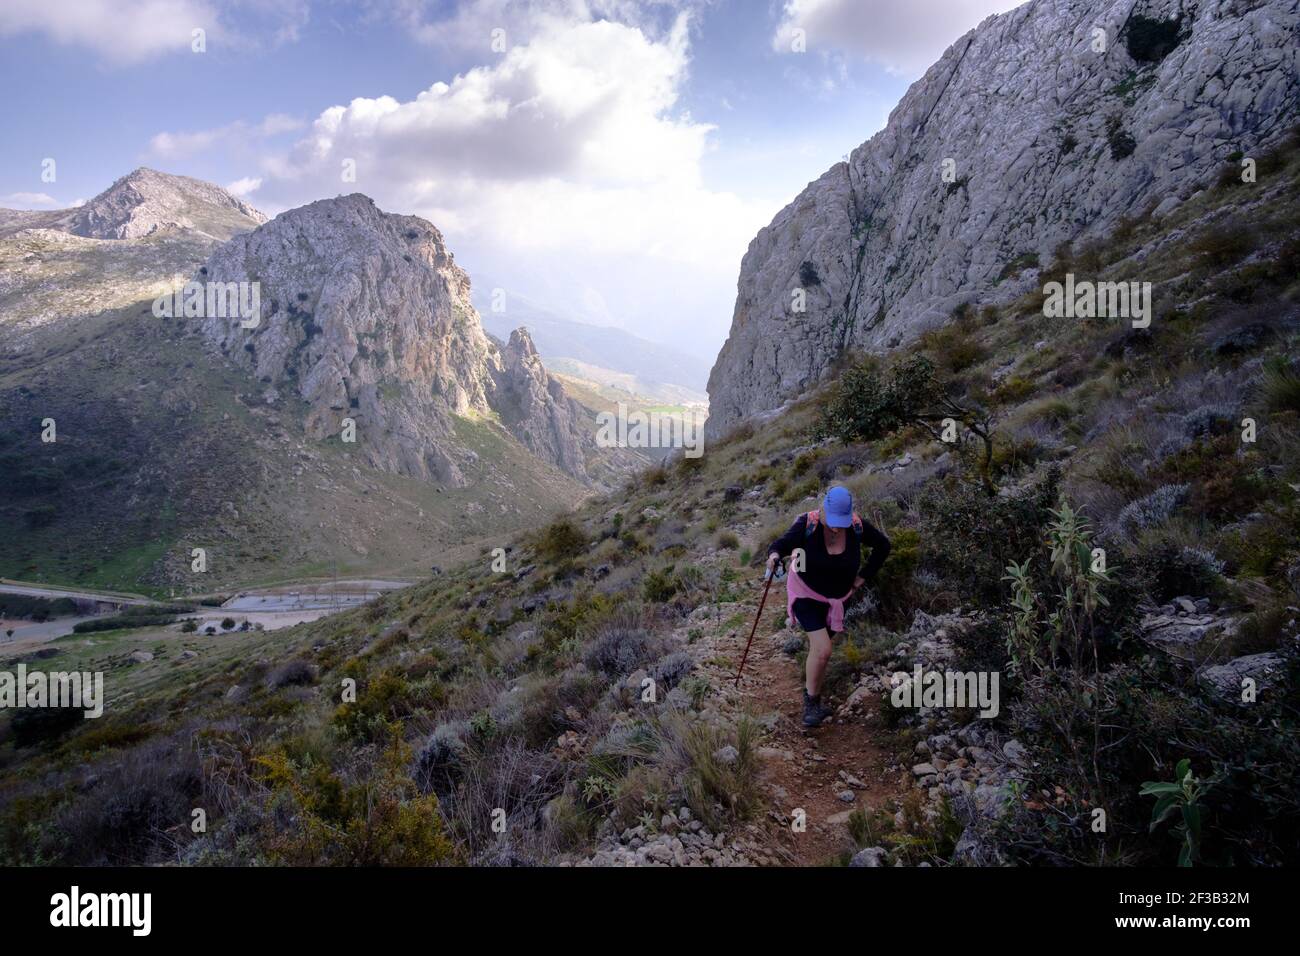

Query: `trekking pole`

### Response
(734, 559, 782, 687)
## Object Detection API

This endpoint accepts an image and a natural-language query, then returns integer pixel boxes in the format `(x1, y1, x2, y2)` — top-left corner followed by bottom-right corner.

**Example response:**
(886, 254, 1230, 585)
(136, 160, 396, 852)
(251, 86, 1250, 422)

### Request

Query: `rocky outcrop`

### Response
(1197, 652, 1287, 704)
(707, 0, 1300, 435)
(3, 168, 268, 242)
(1139, 601, 1241, 652)
(197, 194, 588, 484)
(491, 328, 588, 480)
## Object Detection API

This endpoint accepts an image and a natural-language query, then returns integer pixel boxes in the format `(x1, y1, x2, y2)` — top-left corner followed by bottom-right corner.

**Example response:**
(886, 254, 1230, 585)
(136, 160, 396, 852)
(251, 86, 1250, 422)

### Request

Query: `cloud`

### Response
(148, 114, 306, 160)
(773, 0, 1025, 76)
(0, 0, 307, 65)
(390, 0, 696, 52)
(243, 10, 773, 351)
(0, 191, 62, 208)
(226, 177, 263, 197)
(0, 0, 217, 64)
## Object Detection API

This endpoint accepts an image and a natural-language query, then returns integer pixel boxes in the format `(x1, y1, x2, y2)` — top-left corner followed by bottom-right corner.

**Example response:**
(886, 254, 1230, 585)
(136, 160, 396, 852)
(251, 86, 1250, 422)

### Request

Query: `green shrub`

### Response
(1188, 225, 1257, 270)
(642, 567, 681, 603)
(871, 526, 923, 627)
(996, 252, 1040, 283)
(820, 354, 996, 490)
(991, 375, 1036, 405)
(256, 731, 457, 865)
(1258, 358, 1300, 414)
(332, 671, 440, 742)
(917, 467, 1060, 606)
(1107, 117, 1137, 160)
(1009, 657, 1300, 865)
(537, 518, 587, 563)
(1131, 535, 1226, 603)
(1004, 501, 1112, 676)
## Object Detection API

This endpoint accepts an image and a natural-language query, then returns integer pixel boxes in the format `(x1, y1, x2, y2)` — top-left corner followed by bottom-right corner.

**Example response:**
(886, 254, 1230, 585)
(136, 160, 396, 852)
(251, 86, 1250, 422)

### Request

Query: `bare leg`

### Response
(805, 628, 833, 696)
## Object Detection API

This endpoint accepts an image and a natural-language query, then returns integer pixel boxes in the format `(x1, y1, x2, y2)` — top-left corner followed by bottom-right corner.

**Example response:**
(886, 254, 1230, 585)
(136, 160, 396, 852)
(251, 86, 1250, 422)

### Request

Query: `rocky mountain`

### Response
(706, 0, 1300, 436)
(1, 179, 639, 593)
(0, 167, 266, 242)
(196, 194, 591, 485)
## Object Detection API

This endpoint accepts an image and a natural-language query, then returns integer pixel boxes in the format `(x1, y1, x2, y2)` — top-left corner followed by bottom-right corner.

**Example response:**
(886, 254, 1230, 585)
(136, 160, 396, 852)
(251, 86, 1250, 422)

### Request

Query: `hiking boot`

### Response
(802, 690, 833, 728)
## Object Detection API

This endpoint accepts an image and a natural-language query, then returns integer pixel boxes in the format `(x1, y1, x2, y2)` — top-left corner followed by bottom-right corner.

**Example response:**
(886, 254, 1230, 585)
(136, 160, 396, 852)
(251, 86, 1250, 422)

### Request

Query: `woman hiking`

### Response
(766, 485, 891, 728)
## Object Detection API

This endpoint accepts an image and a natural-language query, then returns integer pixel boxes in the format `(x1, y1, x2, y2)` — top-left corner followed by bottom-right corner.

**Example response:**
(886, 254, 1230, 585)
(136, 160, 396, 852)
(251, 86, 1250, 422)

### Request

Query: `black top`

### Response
(768, 513, 892, 599)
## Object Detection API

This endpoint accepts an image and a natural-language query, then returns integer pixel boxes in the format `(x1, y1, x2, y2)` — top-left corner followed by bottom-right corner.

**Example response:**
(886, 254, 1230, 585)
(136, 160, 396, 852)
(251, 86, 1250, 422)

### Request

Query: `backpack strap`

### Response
(806, 509, 863, 537)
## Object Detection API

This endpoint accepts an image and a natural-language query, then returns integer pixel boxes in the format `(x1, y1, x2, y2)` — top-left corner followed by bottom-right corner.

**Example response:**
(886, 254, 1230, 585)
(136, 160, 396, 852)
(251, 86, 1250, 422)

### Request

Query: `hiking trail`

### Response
(706, 588, 910, 866)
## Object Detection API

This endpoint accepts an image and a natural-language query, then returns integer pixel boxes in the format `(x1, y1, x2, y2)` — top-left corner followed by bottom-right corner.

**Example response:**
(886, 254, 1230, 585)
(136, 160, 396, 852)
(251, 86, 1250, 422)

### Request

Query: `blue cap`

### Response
(823, 486, 853, 528)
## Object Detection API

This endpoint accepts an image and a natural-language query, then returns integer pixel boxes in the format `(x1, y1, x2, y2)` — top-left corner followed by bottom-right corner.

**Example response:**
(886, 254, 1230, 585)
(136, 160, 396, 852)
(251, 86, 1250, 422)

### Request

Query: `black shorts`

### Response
(791, 598, 839, 635)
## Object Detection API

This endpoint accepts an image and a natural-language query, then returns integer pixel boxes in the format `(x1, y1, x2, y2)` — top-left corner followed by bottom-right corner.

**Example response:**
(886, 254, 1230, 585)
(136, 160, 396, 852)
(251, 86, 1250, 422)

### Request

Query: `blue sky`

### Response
(0, 0, 1021, 358)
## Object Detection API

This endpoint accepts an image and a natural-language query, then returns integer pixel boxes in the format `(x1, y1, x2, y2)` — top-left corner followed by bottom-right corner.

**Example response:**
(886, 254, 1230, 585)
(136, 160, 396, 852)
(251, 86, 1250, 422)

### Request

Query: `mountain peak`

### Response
(505, 327, 540, 358)
(61, 167, 267, 241)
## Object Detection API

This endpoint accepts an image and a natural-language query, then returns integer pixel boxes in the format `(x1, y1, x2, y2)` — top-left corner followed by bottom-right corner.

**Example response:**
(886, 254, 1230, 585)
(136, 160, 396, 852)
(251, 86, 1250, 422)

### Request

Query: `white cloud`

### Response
(0, 0, 218, 64)
(245, 10, 773, 352)
(391, 0, 695, 52)
(0, 191, 62, 208)
(149, 114, 306, 160)
(226, 177, 263, 197)
(0, 0, 307, 65)
(773, 0, 1025, 76)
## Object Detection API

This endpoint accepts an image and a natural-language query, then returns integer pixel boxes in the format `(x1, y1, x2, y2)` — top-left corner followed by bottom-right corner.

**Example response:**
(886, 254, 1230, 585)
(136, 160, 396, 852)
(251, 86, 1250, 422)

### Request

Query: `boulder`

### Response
(1197, 653, 1287, 704)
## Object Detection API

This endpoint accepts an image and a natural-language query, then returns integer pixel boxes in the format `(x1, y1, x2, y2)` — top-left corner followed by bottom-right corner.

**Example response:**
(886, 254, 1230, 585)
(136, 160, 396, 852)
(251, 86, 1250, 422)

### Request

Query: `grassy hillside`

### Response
(2, 131, 1298, 867)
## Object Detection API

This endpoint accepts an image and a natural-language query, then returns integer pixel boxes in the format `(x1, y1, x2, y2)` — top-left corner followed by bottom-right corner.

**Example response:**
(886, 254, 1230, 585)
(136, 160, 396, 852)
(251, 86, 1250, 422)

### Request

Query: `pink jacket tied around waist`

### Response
(785, 569, 853, 633)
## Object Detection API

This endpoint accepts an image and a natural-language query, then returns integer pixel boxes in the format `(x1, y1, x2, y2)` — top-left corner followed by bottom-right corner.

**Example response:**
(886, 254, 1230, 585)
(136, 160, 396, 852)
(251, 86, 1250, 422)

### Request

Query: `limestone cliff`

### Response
(707, 0, 1300, 435)
(196, 194, 589, 485)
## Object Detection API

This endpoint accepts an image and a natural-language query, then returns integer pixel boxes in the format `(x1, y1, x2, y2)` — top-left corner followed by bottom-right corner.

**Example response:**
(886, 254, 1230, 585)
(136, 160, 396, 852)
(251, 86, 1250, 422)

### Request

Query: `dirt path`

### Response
(725, 599, 909, 866)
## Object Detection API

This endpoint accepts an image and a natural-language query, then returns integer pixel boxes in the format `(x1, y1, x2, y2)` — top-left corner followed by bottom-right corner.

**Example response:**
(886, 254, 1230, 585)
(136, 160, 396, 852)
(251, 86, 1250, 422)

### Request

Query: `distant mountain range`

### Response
(473, 283, 709, 405)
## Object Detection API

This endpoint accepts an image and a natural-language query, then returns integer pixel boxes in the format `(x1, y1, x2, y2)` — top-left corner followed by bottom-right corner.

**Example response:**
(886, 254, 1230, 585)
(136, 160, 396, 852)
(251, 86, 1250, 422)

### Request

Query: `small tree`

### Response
(821, 355, 997, 492)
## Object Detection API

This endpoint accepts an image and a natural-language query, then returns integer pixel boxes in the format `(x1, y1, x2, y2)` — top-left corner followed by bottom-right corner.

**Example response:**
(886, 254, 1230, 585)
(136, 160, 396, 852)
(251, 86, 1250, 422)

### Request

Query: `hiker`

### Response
(766, 485, 890, 728)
